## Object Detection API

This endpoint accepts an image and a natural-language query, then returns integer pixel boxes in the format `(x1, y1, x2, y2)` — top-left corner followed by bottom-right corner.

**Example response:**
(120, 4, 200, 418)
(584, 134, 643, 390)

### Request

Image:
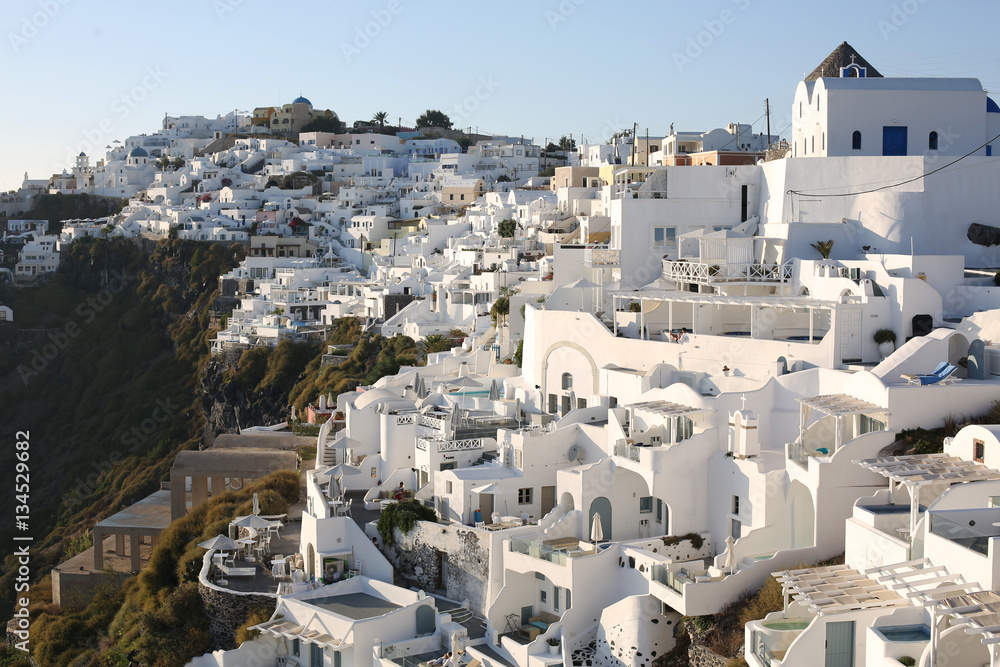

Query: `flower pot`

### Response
(878, 341, 895, 359)
(549, 644, 559, 655)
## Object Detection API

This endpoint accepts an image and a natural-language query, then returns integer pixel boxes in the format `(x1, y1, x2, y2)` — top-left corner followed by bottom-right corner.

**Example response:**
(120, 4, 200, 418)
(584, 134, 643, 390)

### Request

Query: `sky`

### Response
(1, 0, 999, 191)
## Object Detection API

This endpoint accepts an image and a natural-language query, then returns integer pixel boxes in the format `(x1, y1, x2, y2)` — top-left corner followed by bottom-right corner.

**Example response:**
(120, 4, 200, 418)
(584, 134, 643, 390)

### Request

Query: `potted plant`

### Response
(547, 638, 560, 655)
(874, 328, 897, 359)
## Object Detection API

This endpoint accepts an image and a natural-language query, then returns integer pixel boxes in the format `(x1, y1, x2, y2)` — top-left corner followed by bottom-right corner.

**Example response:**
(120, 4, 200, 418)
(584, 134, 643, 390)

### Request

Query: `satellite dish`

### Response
(566, 444, 581, 462)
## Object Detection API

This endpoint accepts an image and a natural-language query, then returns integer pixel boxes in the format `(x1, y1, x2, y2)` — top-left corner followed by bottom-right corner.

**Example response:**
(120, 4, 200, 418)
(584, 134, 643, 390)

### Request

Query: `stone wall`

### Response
(687, 645, 730, 667)
(51, 568, 132, 611)
(198, 582, 276, 650)
(383, 521, 491, 615)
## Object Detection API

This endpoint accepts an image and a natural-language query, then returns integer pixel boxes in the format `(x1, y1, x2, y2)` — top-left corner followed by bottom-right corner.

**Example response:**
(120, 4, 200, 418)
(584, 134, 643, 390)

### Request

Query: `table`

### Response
(236, 538, 256, 561)
(271, 557, 287, 578)
(380, 499, 397, 510)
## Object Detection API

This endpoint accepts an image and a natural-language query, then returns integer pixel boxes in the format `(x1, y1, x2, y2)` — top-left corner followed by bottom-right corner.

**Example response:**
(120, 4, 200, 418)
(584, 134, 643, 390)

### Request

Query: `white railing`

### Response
(396, 414, 416, 425)
(419, 414, 449, 430)
(662, 260, 792, 284)
(584, 245, 620, 267)
(416, 437, 484, 452)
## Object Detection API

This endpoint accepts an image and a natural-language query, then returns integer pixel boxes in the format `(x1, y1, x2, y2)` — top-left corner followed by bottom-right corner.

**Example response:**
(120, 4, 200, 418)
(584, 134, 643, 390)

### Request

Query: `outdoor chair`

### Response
(902, 362, 958, 386)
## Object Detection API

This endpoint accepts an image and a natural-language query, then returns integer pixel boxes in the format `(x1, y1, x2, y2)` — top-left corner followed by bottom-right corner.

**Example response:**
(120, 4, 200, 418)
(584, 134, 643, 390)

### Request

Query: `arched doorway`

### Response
(306, 543, 315, 579)
(589, 497, 612, 541)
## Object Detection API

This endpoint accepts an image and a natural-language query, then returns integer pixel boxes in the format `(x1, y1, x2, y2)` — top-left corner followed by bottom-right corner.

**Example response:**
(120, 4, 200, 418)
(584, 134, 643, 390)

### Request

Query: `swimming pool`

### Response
(874, 624, 930, 642)
(761, 620, 810, 631)
(858, 504, 926, 515)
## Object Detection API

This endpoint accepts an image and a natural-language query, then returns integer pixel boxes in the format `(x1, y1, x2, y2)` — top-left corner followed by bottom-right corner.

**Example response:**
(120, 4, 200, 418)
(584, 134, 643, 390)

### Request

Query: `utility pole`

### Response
(630, 122, 637, 166)
(765, 98, 771, 149)
(646, 127, 649, 165)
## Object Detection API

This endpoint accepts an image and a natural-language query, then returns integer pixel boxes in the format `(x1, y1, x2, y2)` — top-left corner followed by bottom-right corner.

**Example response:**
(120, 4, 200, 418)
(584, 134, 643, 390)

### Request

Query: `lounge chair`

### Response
(901, 362, 958, 386)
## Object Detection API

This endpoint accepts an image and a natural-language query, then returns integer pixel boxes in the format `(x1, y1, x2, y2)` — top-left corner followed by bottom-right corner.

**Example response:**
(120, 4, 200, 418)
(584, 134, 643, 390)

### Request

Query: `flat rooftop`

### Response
(95, 489, 172, 530)
(307, 592, 401, 620)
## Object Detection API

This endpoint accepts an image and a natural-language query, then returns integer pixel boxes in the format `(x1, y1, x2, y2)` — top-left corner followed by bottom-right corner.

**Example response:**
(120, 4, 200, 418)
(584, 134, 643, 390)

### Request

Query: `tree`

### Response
(539, 166, 556, 177)
(490, 296, 510, 325)
(456, 135, 472, 151)
(558, 135, 576, 151)
(172, 157, 185, 169)
(498, 219, 517, 238)
(545, 142, 560, 153)
(810, 240, 835, 259)
(416, 109, 452, 129)
(372, 111, 388, 129)
(300, 116, 344, 134)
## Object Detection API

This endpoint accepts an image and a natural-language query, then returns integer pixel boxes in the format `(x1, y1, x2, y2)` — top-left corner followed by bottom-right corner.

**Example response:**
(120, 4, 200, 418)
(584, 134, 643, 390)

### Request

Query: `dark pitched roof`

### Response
(807, 41, 882, 80)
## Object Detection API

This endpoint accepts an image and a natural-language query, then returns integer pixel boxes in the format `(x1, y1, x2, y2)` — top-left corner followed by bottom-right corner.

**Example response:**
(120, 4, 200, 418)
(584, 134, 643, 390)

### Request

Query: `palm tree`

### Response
(810, 240, 835, 259)
(372, 111, 388, 129)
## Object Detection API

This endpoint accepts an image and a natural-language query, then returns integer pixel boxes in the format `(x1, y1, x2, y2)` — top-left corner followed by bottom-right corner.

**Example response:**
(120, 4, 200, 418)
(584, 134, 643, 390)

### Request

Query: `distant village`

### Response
(9, 42, 1000, 667)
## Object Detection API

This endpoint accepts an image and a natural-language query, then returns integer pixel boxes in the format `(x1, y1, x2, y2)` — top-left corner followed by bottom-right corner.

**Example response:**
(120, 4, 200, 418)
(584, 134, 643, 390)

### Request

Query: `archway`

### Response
(559, 492, 575, 512)
(589, 497, 612, 541)
(306, 542, 315, 579)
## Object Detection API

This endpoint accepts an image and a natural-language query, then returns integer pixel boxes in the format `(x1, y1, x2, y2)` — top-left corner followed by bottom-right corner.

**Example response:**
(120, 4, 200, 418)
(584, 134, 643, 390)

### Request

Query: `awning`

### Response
(855, 453, 1000, 486)
(251, 620, 349, 649)
(796, 394, 887, 418)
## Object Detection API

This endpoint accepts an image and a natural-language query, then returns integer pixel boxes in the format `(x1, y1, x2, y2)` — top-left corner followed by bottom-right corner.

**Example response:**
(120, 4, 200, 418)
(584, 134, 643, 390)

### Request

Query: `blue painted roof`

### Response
(292, 96, 311, 105)
(129, 146, 148, 157)
(988, 97, 999, 113)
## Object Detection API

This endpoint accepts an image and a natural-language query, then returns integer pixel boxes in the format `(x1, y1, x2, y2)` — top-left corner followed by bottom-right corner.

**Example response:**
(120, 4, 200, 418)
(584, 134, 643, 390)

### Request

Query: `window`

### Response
(975, 439, 985, 463)
(653, 226, 676, 248)
(730, 517, 741, 540)
(518, 488, 533, 504)
(852, 131, 861, 150)
(565, 589, 571, 609)
(577, 398, 587, 409)
(449, 194, 454, 201)
(732, 495, 740, 515)
(446, 481, 453, 494)
(553, 586, 561, 611)
(540, 589, 547, 603)
(561, 373, 573, 390)
(929, 131, 938, 150)
(639, 496, 653, 513)
(293, 638, 300, 657)
(548, 394, 557, 413)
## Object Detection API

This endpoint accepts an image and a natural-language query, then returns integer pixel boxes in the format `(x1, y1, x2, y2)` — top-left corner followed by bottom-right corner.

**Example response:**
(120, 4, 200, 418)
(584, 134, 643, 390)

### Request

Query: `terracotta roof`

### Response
(806, 41, 882, 80)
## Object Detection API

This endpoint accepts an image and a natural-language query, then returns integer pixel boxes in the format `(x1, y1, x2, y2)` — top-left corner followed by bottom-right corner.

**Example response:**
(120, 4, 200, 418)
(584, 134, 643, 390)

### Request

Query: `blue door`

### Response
(882, 126, 907, 156)
(825, 621, 855, 666)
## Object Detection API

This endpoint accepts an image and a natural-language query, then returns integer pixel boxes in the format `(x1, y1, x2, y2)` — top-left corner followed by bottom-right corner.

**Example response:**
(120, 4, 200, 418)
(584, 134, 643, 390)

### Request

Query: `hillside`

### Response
(0, 237, 245, 620)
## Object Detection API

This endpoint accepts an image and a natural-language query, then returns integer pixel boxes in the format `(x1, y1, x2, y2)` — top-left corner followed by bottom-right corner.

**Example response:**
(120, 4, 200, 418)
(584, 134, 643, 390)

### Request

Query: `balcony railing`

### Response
(662, 260, 792, 285)
(614, 441, 641, 462)
(584, 245, 620, 267)
(395, 413, 416, 425)
(650, 564, 683, 594)
(508, 538, 568, 566)
(929, 513, 997, 555)
(416, 437, 484, 453)
(787, 440, 812, 470)
(752, 631, 777, 667)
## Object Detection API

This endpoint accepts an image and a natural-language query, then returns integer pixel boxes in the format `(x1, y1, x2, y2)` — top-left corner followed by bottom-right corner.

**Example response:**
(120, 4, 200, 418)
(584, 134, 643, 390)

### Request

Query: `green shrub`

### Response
(899, 657, 916, 667)
(873, 328, 897, 345)
(377, 500, 437, 546)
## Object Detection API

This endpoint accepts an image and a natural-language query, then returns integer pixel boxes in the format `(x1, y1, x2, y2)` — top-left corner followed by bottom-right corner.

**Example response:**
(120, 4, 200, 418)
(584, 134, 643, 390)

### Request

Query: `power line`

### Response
(788, 131, 1000, 198)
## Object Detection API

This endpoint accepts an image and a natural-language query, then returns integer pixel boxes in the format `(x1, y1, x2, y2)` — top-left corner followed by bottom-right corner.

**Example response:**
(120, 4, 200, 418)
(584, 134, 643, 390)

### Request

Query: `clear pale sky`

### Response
(2, 0, 999, 191)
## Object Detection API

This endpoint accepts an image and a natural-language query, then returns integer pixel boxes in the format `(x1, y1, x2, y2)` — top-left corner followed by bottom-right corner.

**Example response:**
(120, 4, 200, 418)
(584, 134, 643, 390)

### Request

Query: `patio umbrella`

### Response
(198, 534, 238, 551)
(488, 379, 500, 402)
(567, 390, 576, 412)
(316, 463, 362, 499)
(451, 404, 462, 433)
(252, 492, 261, 516)
(231, 514, 276, 531)
(590, 512, 604, 543)
(724, 535, 737, 575)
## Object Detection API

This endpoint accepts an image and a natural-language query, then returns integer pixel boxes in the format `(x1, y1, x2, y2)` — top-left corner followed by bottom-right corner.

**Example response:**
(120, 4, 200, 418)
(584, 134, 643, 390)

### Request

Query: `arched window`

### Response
(852, 131, 862, 150)
(561, 373, 573, 390)
(811, 137, 814, 153)
(929, 131, 938, 150)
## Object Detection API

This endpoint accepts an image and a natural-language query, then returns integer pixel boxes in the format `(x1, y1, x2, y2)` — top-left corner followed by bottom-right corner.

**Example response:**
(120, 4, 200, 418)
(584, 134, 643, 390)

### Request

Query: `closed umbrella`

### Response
(252, 492, 261, 516)
(198, 534, 238, 551)
(724, 535, 737, 575)
(488, 379, 500, 402)
(590, 512, 604, 543)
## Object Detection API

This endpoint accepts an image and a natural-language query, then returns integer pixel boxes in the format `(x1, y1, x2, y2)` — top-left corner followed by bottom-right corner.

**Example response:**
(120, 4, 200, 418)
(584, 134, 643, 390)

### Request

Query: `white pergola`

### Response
(855, 454, 1000, 539)
(775, 558, 975, 616)
(627, 400, 714, 445)
(932, 590, 1000, 666)
(251, 618, 352, 651)
(609, 289, 838, 340)
(797, 394, 888, 452)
